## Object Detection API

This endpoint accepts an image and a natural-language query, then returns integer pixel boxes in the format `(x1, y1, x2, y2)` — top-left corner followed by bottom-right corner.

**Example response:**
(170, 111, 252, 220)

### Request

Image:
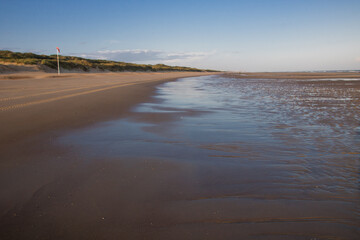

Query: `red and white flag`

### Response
(56, 47, 60, 53)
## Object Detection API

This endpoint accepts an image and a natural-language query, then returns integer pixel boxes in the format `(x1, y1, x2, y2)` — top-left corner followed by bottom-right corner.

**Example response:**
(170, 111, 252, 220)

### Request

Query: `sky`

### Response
(1, 0, 360, 72)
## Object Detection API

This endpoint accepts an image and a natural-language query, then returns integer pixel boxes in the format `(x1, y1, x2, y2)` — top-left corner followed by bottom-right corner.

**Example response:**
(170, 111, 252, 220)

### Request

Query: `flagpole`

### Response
(57, 48, 60, 75)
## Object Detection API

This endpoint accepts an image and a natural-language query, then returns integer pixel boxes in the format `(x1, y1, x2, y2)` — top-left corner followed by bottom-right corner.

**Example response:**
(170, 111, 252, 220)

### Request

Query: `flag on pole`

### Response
(56, 47, 61, 75)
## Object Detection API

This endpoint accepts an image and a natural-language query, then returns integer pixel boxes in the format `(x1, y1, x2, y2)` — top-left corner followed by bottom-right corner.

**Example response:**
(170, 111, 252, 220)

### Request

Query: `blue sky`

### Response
(1, 0, 360, 71)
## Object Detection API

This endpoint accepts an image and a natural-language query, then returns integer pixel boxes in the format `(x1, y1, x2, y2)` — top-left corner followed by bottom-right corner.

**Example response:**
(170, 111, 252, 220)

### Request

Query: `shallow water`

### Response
(60, 75, 360, 239)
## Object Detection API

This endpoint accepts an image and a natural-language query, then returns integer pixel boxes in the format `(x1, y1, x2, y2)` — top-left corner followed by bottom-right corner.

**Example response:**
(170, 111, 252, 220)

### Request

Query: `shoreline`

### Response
(0, 71, 217, 145)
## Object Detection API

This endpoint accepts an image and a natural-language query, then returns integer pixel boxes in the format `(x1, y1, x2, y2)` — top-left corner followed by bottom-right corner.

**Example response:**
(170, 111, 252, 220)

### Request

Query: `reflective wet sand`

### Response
(1, 75, 359, 239)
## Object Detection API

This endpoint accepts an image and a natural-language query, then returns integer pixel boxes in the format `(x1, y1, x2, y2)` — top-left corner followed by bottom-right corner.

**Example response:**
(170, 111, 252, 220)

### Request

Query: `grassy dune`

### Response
(0, 50, 217, 72)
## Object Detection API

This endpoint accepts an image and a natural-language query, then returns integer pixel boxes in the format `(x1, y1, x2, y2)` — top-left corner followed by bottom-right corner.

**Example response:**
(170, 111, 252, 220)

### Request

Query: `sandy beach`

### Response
(0, 71, 215, 144)
(1, 71, 359, 239)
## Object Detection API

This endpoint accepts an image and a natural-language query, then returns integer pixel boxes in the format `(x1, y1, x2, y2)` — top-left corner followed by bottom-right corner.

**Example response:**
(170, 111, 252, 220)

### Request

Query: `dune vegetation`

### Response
(0, 50, 217, 72)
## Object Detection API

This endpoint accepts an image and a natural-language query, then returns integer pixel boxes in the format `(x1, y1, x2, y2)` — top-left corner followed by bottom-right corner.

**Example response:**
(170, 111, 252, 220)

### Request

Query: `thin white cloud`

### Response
(356, 57, 360, 62)
(81, 49, 215, 65)
(79, 53, 108, 60)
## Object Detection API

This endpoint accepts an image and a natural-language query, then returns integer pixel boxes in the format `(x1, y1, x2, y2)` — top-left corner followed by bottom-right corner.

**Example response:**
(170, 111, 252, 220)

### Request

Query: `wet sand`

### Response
(1, 72, 359, 239)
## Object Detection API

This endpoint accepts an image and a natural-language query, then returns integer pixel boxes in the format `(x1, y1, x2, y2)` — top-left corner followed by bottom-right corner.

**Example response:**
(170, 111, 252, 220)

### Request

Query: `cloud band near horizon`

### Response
(80, 49, 215, 66)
